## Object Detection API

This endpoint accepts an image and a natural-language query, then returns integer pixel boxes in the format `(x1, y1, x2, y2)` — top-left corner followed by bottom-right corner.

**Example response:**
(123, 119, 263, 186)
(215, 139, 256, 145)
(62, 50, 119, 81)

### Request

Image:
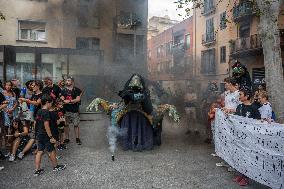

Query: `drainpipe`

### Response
(194, 6, 197, 78)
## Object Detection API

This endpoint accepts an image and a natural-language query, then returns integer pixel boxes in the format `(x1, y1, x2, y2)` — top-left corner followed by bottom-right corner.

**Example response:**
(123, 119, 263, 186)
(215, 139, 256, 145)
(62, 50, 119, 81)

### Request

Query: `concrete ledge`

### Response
(79, 112, 106, 121)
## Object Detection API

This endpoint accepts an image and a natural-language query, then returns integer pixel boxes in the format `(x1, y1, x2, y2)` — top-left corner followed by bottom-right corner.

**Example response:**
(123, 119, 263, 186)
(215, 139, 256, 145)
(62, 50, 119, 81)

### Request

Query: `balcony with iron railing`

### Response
(233, 1, 254, 22)
(230, 34, 262, 58)
(202, 33, 216, 46)
(116, 12, 142, 29)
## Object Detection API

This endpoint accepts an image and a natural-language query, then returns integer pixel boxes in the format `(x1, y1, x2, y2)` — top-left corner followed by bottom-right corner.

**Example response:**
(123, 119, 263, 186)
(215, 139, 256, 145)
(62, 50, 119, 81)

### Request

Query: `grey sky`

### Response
(148, 0, 183, 21)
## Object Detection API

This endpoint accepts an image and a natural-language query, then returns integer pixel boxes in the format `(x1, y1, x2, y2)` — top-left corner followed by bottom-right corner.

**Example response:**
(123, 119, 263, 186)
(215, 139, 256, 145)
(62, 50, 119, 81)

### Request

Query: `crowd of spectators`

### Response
(0, 76, 82, 176)
(205, 76, 275, 187)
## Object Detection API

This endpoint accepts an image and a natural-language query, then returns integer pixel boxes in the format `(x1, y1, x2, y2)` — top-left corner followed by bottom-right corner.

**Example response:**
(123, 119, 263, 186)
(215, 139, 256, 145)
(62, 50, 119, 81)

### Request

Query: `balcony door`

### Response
(204, 0, 214, 13)
(201, 48, 216, 74)
(239, 20, 250, 38)
(206, 18, 214, 41)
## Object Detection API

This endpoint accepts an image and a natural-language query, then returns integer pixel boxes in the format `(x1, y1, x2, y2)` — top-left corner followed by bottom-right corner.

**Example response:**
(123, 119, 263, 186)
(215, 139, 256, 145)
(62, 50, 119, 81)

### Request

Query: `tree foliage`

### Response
(175, 0, 284, 122)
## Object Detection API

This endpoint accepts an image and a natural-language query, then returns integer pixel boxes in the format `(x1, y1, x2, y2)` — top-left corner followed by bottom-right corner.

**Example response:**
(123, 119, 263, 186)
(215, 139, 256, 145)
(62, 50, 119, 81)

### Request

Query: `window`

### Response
(76, 37, 100, 50)
(239, 20, 250, 38)
(118, 11, 141, 28)
(18, 21, 46, 41)
(204, 0, 214, 13)
(174, 34, 184, 45)
(157, 63, 161, 72)
(206, 18, 214, 41)
(165, 41, 172, 56)
(201, 48, 216, 74)
(160, 45, 164, 57)
(88, 16, 100, 28)
(185, 34, 191, 49)
(148, 50, 152, 59)
(157, 45, 165, 58)
(157, 46, 161, 58)
(220, 11, 227, 30)
(220, 46, 226, 63)
(78, 2, 100, 28)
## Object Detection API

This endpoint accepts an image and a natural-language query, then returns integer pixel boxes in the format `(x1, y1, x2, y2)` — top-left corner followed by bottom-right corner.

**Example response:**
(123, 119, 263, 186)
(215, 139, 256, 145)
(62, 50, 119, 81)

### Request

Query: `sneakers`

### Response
(216, 161, 229, 167)
(8, 155, 15, 162)
(64, 139, 70, 144)
(34, 165, 66, 176)
(34, 169, 44, 176)
(57, 145, 61, 150)
(210, 153, 218, 157)
(5, 152, 11, 158)
(238, 177, 249, 186)
(227, 167, 235, 172)
(64, 138, 81, 145)
(57, 144, 67, 150)
(17, 152, 24, 160)
(53, 164, 66, 172)
(76, 138, 82, 145)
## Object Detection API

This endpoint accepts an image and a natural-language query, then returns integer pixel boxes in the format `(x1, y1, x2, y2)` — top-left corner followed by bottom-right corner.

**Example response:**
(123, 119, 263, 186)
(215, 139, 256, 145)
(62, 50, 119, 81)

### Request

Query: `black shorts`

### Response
(18, 136, 31, 152)
(37, 137, 55, 152)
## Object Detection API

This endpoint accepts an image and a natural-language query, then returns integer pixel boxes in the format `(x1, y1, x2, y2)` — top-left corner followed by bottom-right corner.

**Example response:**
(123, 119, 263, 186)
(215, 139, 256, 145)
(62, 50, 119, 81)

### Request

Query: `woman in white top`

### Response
(222, 77, 240, 114)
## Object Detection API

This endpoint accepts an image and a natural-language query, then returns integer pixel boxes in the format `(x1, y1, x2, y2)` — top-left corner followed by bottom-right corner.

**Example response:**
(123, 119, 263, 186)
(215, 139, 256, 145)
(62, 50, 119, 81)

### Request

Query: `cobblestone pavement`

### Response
(0, 114, 269, 189)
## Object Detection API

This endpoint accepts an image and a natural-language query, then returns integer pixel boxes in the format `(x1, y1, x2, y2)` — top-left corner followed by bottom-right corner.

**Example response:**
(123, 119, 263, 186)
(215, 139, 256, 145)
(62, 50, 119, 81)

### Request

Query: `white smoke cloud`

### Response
(148, 0, 183, 21)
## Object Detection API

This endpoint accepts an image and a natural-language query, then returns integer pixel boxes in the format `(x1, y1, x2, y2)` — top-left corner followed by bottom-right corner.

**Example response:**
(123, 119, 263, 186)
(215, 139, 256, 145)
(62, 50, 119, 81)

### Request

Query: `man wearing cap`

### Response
(60, 76, 82, 145)
(42, 77, 61, 101)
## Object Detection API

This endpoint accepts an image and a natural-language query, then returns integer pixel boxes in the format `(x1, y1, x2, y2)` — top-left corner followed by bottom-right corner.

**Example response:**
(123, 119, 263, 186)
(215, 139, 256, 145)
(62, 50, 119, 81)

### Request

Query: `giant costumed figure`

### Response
(232, 60, 252, 90)
(86, 74, 180, 158)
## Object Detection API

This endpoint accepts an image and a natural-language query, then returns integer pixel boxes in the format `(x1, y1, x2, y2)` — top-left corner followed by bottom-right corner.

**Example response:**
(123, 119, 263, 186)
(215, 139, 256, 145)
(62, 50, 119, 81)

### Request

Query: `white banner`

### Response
(215, 109, 284, 189)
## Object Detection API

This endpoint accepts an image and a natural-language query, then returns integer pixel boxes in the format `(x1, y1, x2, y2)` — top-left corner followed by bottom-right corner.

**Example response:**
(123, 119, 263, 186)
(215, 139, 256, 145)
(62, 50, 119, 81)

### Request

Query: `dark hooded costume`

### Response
(232, 61, 252, 90)
(118, 74, 157, 151)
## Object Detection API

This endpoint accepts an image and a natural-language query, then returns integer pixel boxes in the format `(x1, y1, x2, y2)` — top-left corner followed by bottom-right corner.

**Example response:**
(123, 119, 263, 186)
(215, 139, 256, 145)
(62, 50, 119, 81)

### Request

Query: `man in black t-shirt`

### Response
(60, 76, 82, 145)
(235, 88, 261, 119)
(34, 94, 66, 176)
(43, 77, 61, 101)
(233, 88, 260, 185)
